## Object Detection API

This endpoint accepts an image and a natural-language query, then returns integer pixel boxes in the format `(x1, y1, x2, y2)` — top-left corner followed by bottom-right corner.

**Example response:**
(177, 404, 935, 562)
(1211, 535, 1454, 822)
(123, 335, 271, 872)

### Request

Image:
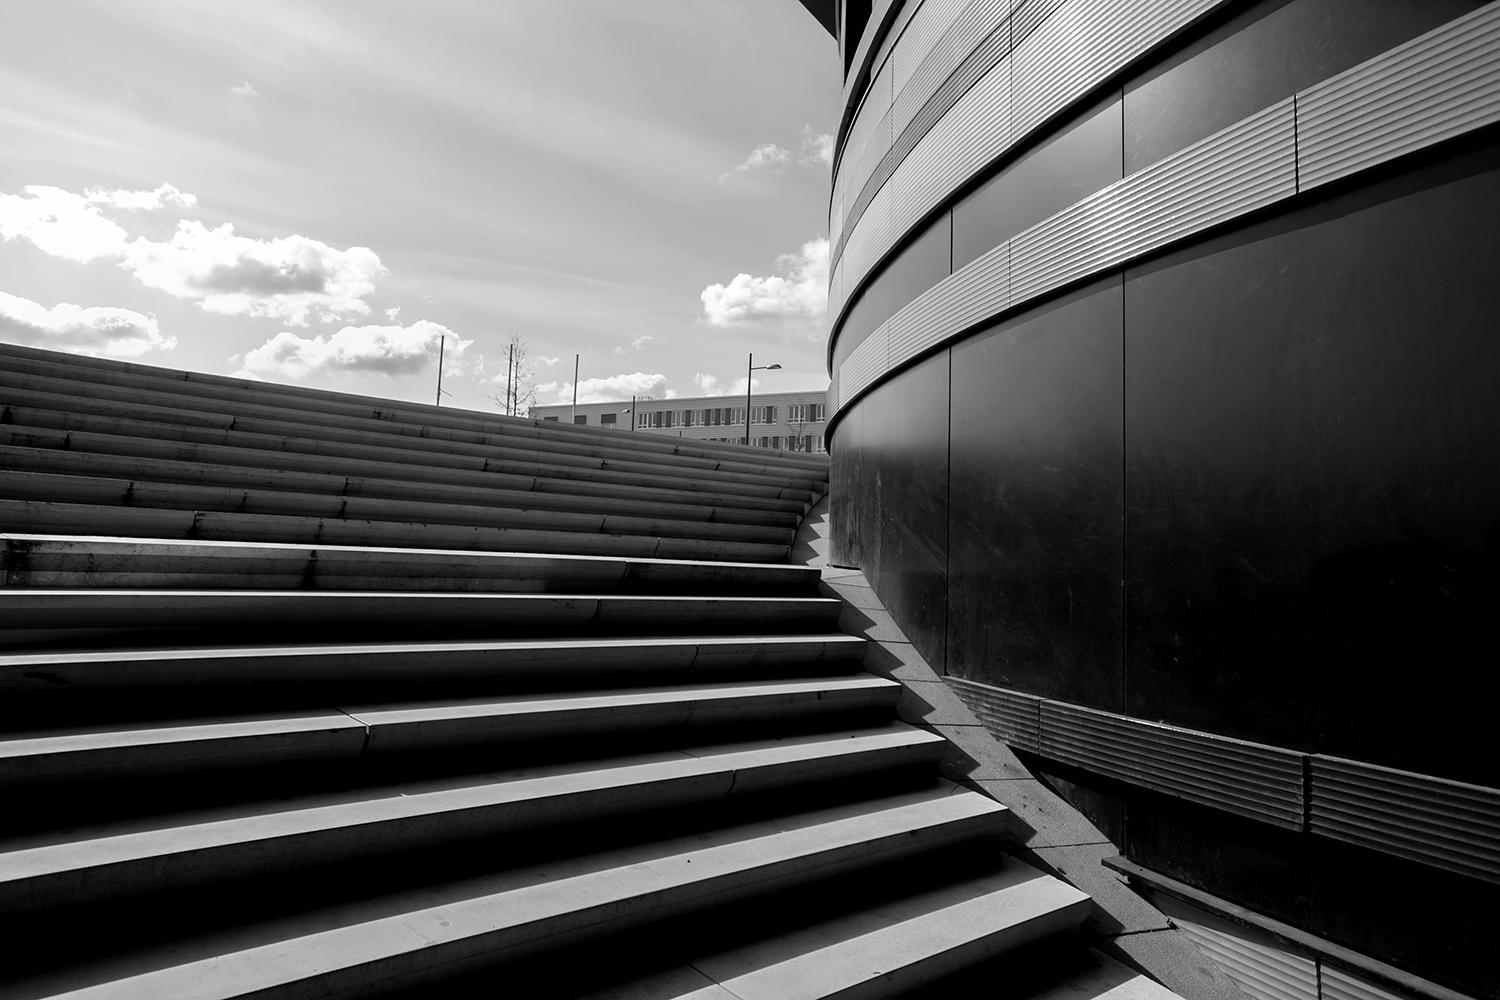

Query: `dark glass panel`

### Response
(946, 276, 1124, 709)
(831, 212, 952, 373)
(1125, 0, 1483, 173)
(847, 352, 952, 668)
(1124, 142, 1500, 784)
(952, 96, 1123, 271)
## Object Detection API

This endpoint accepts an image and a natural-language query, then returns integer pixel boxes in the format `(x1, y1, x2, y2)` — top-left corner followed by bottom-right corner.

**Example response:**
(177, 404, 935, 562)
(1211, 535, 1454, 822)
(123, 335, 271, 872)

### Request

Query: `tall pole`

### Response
(630, 395, 637, 431)
(435, 335, 445, 406)
(507, 343, 515, 416)
(744, 352, 753, 446)
(571, 354, 579, 424)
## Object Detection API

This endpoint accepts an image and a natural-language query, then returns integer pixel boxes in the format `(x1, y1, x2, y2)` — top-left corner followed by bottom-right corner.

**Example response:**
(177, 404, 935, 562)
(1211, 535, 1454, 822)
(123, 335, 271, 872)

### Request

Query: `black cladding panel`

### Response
(946, 277, 1125, 709)
(1123, 143, 1500, 783)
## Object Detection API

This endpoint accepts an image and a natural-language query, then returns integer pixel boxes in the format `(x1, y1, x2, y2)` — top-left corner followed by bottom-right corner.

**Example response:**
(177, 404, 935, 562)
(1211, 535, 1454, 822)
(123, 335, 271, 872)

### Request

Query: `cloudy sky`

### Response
(0, 1, 837, 411)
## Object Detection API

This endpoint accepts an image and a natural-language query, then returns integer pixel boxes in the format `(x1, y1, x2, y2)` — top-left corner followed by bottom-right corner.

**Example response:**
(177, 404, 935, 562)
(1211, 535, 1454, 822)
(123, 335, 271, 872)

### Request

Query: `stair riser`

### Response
(0, 593, 841, 651)
(0, 412, 825, 500)
(0, 740, 944, 917)
(0, 636, 866, 706)
(0, 471, 797, 546)
(0, 500, 792, 563)
(0, 537, 819, 595)
(0, 683, 901, 791)
(0, 359, 831, 477)
(0, 365, 834, 479)
(4, 792, 1000, 1000)
(0, 442, 802, 528)
(0, 395, 834, 497)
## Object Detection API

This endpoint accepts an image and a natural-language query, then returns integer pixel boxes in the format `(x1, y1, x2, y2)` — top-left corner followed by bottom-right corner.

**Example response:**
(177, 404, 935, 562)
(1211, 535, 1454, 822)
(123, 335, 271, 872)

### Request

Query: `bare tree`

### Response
(482, 332, 539, 417)
(787, 395, 812, 451)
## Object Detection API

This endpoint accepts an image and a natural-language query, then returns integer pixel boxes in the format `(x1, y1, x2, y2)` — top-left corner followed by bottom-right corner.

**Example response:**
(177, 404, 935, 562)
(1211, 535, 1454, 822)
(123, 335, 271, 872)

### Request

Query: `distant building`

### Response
(530, 388, 828, 452)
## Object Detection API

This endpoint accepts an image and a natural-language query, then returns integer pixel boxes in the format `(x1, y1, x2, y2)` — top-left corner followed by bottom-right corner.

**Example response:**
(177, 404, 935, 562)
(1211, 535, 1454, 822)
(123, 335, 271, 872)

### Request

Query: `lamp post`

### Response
(745, 354, 782, 446)
(624, 396, 637, 431)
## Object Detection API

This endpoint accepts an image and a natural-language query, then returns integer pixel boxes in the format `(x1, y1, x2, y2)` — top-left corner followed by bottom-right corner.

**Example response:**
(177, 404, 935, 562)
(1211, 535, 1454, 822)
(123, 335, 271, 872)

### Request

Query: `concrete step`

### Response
(0, 726, 944, 918)
(0, 589, 843, 650)
(0, 783, 999, 1000)
(0, 418, 818, 510)
(0, 470, 796, 548)
(0, 344, 831, 477)
(0, 674, 899, 790)
(0, 376, 830, 485)
(0, 440, 801, 529)
(577, 857, 1091, 1000)
(0, 633, 868, 726)
(0, 499, 791, 563)
(0, 534, 817, 593)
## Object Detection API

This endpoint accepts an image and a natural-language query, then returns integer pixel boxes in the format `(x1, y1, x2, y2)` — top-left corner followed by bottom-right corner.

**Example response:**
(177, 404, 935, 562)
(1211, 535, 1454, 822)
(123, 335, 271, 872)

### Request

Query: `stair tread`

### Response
(1, 784, 1000, 1000)
(582, 859, 1089, 1000)
(0, 726, 947, 912)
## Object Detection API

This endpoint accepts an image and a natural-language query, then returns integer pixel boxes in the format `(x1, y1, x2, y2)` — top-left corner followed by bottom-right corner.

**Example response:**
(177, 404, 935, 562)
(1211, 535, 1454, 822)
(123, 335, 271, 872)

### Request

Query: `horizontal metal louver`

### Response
(945, 676, 1041, 752)
(1040, 701, 1306, 829)
(1309, 754, 1500, 885)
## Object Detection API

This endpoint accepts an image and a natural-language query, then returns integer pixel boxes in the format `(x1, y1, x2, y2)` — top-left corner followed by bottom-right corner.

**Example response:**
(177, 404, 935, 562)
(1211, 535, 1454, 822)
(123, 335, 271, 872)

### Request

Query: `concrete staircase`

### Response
(0, 343, 1169, 1000)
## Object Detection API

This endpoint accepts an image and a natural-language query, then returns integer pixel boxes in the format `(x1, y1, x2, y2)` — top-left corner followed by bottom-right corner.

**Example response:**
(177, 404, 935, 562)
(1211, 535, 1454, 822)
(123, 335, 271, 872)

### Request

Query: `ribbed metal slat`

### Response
(1011, 0, 1217, 141)
(1011, 97, 1295, 304)
(882, 238, 1008, 368)
(1297, 2, 1500, 191)
(1148, 892, 1318, 1000)
(1039, 701, 1305, 829)
(892, 0, 972, 96)
(1309, 754, 1500, 885)
(838, 328, 890, 406)
(945, 676, 1041, 752)
(1319, 964, 1418, 1000)
(833, 0, 1224, 326)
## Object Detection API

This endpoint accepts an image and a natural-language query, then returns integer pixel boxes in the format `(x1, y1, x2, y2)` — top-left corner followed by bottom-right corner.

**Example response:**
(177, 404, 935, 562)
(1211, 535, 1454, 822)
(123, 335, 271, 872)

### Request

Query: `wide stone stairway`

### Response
(0, 342, 1170, 999)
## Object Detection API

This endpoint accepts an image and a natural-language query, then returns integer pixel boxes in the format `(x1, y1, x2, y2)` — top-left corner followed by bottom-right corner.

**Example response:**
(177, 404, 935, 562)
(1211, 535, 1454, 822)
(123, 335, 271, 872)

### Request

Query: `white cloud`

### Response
(384, 306, 402, 320)
(799, 126, 834, 168)
(0, 290, 174, 357)
(86, 183, 197, 211)
(613, 334, 652, 355)
(121, 220, 384, 326)
(230, 82, 260, 98)
(0, 185, 130, 261)
(693, 373, 758, 397)
(536, 355, 562, 367)
(1, 184, 382, 325)
(700, 237, 828, 330)
(538, 371, 668, 405)
(238, 319, 465, 379)
(719, 142, 792, 182)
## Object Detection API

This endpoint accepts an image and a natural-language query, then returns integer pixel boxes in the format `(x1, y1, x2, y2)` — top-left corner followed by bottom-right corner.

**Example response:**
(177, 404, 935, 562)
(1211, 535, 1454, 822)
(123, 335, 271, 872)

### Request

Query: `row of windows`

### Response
(704, 435, 828, 453)
(546, 404, 827, 428)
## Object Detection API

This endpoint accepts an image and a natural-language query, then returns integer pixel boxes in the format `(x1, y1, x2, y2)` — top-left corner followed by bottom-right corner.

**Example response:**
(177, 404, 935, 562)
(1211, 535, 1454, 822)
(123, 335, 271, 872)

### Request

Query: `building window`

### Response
(600, 413, 616, 426)
(543, 416, 559, 421)
(574, 415, 587, 424)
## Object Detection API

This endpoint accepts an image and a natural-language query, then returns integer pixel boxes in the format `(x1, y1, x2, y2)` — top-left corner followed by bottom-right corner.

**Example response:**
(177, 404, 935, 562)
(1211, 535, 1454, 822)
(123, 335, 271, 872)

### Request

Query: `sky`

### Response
(0, 1, 839, 412)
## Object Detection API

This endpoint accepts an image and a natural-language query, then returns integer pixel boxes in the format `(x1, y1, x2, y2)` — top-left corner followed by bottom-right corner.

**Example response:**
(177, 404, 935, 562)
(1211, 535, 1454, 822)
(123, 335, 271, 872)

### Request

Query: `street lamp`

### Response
(623, 396, 637, 431)
(745, 354, 782, 446)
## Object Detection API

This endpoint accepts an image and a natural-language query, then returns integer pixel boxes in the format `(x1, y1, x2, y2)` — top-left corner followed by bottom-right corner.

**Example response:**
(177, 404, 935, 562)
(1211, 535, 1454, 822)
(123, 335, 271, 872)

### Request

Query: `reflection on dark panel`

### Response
(832, 213, 953, 373)
(1124, 0, 1483, 173)
(953, 97, 1123, 271)
(858, 352, 952, 669)
(829, 402, 865, 569)
(947, 277, 1124, 709)
(1124, 146, 1500, 784)
(1125, 796, 1500, 993)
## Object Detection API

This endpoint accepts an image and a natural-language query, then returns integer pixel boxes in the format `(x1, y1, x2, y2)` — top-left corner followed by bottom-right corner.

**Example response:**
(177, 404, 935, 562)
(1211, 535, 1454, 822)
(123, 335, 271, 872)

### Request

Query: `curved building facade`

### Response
(816, 0, 1500, 994)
